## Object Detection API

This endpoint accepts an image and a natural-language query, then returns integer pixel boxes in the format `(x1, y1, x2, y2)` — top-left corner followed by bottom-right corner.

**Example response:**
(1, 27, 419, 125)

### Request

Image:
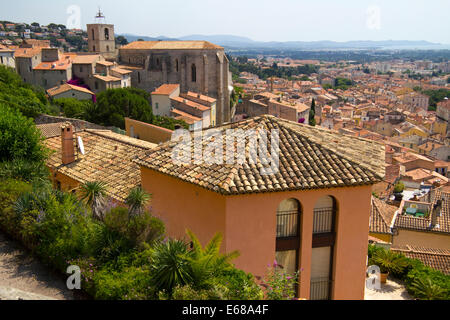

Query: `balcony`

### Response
(310, 277, 332, 300)
(276, 210, 299, 239)
(313, 208, 334, 234)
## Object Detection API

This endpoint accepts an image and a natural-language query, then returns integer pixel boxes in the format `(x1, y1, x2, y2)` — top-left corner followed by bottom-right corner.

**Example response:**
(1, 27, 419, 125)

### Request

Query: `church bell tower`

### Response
(87, 9, 116, 59)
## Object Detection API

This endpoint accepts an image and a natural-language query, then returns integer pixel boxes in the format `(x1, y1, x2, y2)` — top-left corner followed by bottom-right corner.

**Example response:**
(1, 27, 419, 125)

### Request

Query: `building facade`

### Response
(118, 41, 232, 125)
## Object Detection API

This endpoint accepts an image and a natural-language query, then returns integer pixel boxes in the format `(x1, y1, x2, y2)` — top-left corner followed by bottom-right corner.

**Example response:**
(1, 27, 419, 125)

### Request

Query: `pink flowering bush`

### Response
(260, 260, 300, 300)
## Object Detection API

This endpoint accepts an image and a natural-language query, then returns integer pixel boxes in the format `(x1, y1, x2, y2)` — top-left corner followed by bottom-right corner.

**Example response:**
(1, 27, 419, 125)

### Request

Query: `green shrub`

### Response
(53, 98, 93, 119)
(409, 277, 448, 300)
(394, 182, 405, 193)
(0, 65, 51, 118)
(261, 264, 299, 300)
(0, 103, 49, 163)
(0, 178, 32, 237)
(215, 268, 264, 300)
(104, 207, 165, 248)
(371, 248, 408, 274)
(94, 266, 155, 300)
(171, 284, 225, 300)
(0, 159, 50, 182)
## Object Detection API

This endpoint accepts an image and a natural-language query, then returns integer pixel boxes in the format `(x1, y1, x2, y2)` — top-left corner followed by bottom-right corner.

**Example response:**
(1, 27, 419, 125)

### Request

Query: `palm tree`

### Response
(372, 249, 408, 275)
(79, 181, 107, 220)
(125, 186, 151, 218)
(410, 277, 446, 300)
(184, 229, 240, 290)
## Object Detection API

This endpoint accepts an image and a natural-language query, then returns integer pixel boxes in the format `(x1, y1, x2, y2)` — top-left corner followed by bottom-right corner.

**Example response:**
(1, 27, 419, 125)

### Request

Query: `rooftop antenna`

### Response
(95, 7, 106, 24)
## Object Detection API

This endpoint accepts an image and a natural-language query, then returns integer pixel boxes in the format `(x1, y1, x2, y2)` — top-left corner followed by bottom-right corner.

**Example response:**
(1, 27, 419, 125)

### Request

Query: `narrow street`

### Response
(0, 231, 78, 300)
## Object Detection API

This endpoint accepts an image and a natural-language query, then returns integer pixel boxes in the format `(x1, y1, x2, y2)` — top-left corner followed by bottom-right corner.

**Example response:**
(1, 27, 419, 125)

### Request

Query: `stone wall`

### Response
(119, 48, 231, 125)
(35, 114, 107, 131)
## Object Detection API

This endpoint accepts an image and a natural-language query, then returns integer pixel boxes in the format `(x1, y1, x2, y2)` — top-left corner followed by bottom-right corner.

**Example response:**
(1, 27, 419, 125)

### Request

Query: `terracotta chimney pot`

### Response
(61, 122, 75, 165)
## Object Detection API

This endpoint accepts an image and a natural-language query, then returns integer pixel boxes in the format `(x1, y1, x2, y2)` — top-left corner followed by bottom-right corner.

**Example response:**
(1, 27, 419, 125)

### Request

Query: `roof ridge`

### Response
(268, 116, 384, 181)
(85, 129, 154, 150)
(392, 246, 450, 257)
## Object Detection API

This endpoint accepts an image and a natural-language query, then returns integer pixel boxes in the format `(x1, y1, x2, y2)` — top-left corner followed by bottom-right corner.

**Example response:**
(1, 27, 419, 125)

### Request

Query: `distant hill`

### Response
(120, 34, 444, 50)
(120, 34, 179, 42)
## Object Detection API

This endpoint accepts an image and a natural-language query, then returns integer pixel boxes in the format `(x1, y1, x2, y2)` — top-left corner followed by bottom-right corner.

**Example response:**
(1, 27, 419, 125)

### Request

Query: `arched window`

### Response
(104, 28, 109, 40)
(106, 45, 110, 52)
(191, 64, 196, 82)
(138, 72, 141, 84)
(91, 29, 95, 40)
(175, 59, 179, 72)
(93, 45, 96, 52)
(276, 199, 300, 238)
(310, 195, 337, 300)
(276, 199, 301, 281)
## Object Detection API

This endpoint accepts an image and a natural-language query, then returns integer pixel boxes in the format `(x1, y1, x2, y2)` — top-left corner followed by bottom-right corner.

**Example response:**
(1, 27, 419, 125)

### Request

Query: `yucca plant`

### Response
(150, 239, 193, 295)
(79, 181, 107, 221)
(410, 277, 446, 300)
(125, 186, 151, 219)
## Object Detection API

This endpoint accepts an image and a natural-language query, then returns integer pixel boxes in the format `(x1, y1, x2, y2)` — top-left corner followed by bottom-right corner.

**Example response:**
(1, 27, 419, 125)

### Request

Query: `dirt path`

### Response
(0, 231, 79, 300)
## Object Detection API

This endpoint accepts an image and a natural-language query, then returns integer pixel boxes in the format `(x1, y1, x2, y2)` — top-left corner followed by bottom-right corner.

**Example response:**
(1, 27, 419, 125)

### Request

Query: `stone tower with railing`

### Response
(87, 9, 116, 60)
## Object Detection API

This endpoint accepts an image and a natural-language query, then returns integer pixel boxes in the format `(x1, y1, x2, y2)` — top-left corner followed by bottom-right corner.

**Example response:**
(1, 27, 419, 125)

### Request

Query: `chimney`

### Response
(430, 199, 442, 228)
(61, 123, 75, 165)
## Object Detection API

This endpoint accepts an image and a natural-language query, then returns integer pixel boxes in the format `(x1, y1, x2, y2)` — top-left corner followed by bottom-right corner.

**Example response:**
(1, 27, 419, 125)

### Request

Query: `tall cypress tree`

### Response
(309, 98, 316, 126)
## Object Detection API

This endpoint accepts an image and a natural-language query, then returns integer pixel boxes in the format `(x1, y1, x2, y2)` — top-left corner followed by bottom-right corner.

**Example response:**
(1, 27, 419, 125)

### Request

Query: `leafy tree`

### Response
(115, 36, 129, 46)
(0, 65, 50, 118)
(90, 88, 153, 129)
(0, 103, 49, 163)
(309, 99, 316, 126)
(79, 181, 108, 221)
(53, 98, 93, 119)
(421, 89, 450, 108)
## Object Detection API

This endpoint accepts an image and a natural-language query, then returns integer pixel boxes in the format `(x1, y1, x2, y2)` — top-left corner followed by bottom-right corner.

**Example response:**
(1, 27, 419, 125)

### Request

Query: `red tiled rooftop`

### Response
(152, 84, 180, 95)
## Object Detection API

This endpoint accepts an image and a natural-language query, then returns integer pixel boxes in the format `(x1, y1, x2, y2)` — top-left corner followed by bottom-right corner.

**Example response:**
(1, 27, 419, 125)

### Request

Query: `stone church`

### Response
(117, 41, 232, 125)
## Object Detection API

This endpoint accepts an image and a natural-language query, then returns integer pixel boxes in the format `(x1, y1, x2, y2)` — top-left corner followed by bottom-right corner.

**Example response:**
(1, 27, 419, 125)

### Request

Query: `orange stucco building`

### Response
(136, 115, 385, 300)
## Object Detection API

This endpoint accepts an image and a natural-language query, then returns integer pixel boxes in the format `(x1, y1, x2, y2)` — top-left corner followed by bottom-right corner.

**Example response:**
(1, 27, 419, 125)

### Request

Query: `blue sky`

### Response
(2, 0, 449, 43)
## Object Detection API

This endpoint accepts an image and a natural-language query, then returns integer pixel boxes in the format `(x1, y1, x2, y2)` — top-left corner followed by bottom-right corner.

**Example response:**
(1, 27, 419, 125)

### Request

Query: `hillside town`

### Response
(0, 6, 449, 305)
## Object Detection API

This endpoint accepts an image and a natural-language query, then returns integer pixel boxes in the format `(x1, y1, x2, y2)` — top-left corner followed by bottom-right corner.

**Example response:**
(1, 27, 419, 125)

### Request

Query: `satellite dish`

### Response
(77, 136, 85, 155)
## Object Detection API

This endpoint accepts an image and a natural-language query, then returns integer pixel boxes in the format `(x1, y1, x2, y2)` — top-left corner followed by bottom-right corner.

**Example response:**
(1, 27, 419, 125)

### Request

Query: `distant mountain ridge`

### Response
(120, 34, 444, 50)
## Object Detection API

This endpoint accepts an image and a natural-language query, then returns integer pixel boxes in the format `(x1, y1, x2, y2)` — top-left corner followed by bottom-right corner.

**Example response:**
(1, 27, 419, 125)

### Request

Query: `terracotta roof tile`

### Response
(370, 197, 397, 234)
(134, 115, 385, 195)
(391, 245, 450, 275)
(120, 41, 223, 50)
(72, 55, 101, 64)
(152, 84, 180, 95)
(93, 74, 121, 82)
(37, 122, 81, 139)
(45, 129, 156, 202)
(394, 188, 450, 234)
(47, 83, 94, 97)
